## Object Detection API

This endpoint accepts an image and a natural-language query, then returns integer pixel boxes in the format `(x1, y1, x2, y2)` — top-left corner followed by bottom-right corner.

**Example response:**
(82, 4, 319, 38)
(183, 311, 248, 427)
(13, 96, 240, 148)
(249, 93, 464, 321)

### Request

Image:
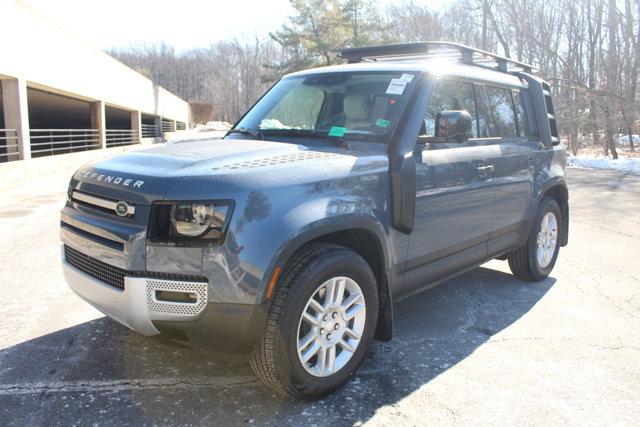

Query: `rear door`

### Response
(403, 79, 497, 293)
(477, 84, 540, 256)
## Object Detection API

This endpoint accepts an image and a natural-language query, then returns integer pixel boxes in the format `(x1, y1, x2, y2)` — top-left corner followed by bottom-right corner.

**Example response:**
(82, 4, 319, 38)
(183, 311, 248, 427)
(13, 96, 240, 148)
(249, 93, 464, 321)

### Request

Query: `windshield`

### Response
(232, 71, 418, 144)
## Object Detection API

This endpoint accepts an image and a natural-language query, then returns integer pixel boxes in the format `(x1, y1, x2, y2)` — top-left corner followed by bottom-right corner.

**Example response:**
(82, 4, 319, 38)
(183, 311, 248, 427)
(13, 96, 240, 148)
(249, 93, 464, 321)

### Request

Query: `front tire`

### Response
(250, 243, 378, 400)
(508, 197, 562, 281)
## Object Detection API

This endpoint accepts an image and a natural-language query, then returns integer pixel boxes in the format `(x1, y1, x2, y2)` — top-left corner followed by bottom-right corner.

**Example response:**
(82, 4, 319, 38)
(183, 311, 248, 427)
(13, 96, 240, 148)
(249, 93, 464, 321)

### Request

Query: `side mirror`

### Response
(435, 110, 472, 143)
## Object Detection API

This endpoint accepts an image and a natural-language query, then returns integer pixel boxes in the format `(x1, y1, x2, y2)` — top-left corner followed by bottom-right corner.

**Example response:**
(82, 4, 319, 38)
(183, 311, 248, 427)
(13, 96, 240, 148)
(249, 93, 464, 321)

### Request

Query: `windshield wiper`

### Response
(226, 127, 264, 140)
(261, 129, 350, 149)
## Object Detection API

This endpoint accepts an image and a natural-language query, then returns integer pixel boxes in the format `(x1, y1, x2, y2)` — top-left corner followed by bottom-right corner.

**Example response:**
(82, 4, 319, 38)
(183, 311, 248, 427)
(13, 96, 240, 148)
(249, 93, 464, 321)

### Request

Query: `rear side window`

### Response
(484, 86, 517, 137)
(423, 79, 478, 138)
(513, 89, 537, 138)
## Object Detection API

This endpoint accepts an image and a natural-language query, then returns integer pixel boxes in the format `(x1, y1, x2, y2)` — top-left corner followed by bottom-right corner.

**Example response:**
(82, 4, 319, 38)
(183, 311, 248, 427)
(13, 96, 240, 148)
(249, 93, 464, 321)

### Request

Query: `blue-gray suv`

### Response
(60, 42, 569, 399)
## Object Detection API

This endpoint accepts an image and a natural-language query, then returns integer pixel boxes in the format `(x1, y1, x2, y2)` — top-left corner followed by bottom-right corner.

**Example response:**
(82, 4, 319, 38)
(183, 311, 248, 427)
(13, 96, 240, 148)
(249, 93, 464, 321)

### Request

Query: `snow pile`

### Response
(567, 155, 640, 174)
(202, 121, 232, 131)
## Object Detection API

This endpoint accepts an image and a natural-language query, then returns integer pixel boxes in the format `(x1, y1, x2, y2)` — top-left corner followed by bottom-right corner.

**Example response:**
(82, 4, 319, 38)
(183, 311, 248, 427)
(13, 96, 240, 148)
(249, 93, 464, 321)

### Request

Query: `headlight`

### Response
(173, 202, 230, 237)
(148, 200, 233, 246)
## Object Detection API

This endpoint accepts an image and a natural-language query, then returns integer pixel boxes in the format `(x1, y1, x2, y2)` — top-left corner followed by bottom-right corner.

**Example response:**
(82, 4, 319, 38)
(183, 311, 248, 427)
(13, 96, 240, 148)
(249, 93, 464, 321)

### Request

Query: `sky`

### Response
(21, 0, 454, 52)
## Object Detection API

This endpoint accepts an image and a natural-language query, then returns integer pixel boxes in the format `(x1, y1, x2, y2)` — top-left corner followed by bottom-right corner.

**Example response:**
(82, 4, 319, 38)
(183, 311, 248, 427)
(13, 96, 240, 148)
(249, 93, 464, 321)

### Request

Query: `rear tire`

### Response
(250, 243, 378, 400)
(508, 197, 562, 281)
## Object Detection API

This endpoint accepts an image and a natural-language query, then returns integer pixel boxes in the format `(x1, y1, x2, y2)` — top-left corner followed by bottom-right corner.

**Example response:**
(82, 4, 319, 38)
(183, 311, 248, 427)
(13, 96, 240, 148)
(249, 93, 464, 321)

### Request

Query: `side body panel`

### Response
(404, 144, 496, 296)
(489, 138, 539, 256)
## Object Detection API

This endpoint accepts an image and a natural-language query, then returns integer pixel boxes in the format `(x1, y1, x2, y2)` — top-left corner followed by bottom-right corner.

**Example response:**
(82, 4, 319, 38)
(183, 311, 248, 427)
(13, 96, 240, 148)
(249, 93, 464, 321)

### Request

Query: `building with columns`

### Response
(0, 0, 189, 163)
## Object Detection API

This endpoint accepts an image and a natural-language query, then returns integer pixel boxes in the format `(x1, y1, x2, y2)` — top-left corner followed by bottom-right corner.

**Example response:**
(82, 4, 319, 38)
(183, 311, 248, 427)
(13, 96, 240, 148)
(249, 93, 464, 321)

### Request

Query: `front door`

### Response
(403, 79, 497, 294)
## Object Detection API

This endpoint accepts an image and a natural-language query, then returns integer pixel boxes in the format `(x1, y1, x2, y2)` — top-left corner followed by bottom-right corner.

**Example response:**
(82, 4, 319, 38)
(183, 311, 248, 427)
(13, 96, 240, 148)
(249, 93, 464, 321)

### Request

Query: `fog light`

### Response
(155, 290, 198, 303)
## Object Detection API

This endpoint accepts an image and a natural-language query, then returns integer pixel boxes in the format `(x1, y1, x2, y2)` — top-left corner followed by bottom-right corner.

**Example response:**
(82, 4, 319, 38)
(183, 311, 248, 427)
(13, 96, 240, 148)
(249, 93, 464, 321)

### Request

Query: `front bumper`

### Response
(62, 254, 208, 336)
(62, 251, 268, 353)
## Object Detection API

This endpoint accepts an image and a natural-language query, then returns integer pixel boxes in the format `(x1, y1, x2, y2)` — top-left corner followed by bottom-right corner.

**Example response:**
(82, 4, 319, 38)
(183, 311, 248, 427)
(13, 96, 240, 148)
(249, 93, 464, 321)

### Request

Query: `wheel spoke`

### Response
(334, 278, 346, 306)
(326, 346, 336, 374)
(339, 339, 356, 353)
(323, 280, 336, 308)
(344, 327, 361, 340)
(345, 303, 364, 320)
(303, 311, 320, 326)
(308, 298, 324, 314)
(341, 293, 361, 311)
(298, 330, 317, 352)
(301, 342, 321, 363)
(315, 346, 327, 375)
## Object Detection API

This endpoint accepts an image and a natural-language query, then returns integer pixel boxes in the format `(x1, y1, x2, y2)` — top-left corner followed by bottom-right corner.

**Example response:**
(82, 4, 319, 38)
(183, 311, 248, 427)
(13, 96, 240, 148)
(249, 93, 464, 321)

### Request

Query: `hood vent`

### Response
(211, 151, 339, 171)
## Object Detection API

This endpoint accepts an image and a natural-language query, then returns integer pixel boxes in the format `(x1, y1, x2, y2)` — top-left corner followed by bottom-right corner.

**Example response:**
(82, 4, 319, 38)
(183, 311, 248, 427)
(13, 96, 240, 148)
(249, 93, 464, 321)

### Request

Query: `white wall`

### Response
(0, 0, 188, 123)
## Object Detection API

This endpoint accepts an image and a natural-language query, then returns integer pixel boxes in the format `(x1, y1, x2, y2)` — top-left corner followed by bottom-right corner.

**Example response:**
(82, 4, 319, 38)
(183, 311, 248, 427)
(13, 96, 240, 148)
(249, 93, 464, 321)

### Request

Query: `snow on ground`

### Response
(567, 155, 640, 174)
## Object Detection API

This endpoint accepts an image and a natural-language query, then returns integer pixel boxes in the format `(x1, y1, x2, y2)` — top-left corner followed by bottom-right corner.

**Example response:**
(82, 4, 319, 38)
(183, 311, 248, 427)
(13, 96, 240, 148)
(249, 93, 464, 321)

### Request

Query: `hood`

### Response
(71, 139, 387, 204)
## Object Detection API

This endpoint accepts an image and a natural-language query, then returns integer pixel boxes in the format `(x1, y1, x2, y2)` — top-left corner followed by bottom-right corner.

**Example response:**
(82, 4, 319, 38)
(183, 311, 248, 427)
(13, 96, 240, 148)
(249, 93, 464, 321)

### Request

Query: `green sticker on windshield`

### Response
(328, 126, 348, 137)
(375, 118, 390, 128)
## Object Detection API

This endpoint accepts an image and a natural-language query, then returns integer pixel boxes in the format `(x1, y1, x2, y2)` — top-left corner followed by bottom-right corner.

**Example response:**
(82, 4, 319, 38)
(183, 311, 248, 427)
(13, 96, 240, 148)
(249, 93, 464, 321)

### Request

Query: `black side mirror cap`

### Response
(434, 110, 472, 143)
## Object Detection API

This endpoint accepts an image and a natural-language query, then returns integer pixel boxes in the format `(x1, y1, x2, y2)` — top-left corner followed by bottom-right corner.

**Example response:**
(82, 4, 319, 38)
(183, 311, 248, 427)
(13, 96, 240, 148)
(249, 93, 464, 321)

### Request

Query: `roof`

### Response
(285, 60, 527, 89)
(284, 42, 534, 89)
(332, 42, 536, 72)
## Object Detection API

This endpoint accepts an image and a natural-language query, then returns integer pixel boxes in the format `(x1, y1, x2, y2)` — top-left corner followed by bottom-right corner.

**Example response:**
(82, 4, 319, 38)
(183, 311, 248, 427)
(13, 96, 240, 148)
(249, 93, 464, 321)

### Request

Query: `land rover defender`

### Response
(60, 42, 568, 399)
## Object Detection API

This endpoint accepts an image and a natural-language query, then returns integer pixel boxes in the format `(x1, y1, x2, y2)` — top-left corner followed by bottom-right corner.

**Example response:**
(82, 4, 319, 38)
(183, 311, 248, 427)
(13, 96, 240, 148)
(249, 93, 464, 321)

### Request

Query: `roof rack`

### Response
(329, 41, 537, 73)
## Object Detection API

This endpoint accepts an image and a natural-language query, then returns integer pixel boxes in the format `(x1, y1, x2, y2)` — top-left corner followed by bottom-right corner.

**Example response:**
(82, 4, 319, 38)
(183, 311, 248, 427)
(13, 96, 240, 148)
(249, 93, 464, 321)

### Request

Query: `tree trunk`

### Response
(605, 0, 619, 159)
(604, 104, 619, 158)
(482, 1, 488, 51)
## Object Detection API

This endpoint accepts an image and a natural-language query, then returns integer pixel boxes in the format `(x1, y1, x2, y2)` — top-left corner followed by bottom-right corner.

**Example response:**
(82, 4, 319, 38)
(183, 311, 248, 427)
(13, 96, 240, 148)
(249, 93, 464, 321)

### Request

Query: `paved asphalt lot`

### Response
(0, 165, 638, 426)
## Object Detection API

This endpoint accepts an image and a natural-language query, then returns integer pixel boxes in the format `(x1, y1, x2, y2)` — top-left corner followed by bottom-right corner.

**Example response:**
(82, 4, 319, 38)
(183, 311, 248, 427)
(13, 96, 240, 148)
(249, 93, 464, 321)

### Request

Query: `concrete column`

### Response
(90, 101, 106, 149)
(1, 78, 31, 160)
(131, 110, 141, 144)
(154, 116, 162, 138)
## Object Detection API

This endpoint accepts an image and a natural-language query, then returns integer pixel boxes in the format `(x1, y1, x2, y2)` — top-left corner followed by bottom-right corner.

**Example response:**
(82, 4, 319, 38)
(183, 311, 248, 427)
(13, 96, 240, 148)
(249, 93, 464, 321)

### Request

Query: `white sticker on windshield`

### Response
(400, 73, 414, 82)
(386, 79, 407, 95)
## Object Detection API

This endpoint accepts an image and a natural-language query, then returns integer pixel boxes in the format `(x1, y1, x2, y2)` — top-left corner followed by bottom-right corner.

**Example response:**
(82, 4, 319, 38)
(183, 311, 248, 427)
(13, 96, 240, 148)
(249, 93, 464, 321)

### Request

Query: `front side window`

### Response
(234, 71, 418, 143)
(422, 79, 478, 138)
(484, 86, 517, 137)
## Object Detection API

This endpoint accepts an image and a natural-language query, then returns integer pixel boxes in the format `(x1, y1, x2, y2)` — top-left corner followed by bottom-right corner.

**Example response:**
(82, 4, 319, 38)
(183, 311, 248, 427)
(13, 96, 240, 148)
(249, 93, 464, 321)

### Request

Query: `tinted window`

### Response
(423, 80, 478, 138)
(484, 86, 517, 137)
(513, 89, 536, 137)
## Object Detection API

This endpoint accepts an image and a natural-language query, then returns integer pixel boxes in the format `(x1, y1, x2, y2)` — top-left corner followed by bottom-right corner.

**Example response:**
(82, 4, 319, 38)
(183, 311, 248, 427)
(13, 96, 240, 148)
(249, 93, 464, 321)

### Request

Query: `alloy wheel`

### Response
(296, 276, 366, 377)
(536, 211, 558, 269)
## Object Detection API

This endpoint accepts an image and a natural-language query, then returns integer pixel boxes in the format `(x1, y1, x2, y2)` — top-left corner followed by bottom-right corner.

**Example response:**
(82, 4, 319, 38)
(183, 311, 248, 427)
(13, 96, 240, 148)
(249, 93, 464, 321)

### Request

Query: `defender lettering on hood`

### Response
(76, 170, 144, 188)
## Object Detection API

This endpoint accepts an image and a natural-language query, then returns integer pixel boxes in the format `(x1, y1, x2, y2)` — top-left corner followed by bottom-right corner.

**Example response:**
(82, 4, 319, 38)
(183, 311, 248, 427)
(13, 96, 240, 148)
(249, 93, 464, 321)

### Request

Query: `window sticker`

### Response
(375, 118, 390, 128)
(386, 79, 407, 95)
(328, 126, 348, 137)
(400, 73, 414, 82)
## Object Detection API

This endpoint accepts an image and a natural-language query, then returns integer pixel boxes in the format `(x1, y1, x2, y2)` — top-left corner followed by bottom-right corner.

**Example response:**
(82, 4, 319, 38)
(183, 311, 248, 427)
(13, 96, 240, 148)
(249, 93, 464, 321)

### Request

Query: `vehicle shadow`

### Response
(0, 265, 555, 425)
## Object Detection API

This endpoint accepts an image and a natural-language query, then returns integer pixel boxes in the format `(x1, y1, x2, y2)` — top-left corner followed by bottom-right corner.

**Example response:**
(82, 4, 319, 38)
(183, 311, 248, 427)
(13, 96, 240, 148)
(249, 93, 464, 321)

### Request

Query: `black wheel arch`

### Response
(533, 178, 569, 247)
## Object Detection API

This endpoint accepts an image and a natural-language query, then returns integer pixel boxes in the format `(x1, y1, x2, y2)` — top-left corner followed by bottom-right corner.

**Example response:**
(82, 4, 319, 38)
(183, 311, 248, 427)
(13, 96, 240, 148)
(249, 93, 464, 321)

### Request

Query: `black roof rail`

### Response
(328, 41, 537, 73)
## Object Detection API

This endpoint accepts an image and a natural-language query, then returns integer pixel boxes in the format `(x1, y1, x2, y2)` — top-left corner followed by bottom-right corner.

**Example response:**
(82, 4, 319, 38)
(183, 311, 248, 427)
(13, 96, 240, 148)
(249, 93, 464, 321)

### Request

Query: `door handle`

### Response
(477, 165, 494, 171)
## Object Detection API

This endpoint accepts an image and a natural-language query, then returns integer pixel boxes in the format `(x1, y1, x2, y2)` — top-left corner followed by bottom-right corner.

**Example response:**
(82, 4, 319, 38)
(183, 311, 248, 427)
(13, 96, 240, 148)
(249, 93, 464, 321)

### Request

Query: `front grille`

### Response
(64, 245, 208, 291)
(64, 245, 126, 290)
(71, 190, 135, 218)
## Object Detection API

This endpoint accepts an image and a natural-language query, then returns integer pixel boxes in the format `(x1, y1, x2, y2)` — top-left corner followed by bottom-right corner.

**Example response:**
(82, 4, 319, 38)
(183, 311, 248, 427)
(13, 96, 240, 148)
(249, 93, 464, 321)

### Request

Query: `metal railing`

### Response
(106, 129, 138, 147)
(176, 121, 186, 131)
(30, 129, 100, 158)
(161, 119, 174, 133)
(141, 124, 160, 138)
(0, 129, 19, 162)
